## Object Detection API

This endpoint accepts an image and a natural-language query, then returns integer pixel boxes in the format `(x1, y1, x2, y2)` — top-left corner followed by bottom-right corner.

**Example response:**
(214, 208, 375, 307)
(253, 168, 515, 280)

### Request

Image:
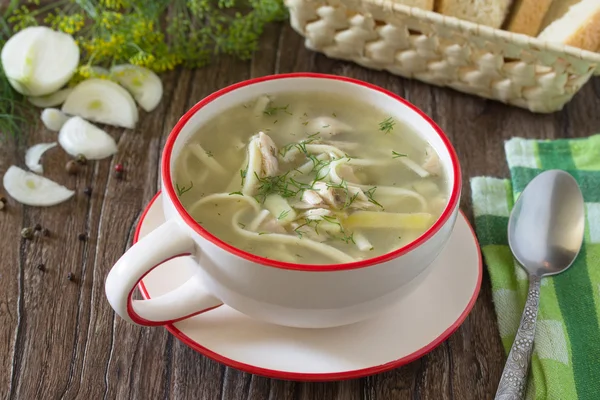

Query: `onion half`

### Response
(1, 26, 79, 96)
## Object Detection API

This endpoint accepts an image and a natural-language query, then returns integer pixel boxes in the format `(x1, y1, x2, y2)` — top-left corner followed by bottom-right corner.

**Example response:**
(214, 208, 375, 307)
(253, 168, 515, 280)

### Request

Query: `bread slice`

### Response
(435, 0, 513, 28)
(540, 0, 581, 31)
(390, 0, 435, 11)
(538, 0, 600, 51)
(505, 0, 553, 36)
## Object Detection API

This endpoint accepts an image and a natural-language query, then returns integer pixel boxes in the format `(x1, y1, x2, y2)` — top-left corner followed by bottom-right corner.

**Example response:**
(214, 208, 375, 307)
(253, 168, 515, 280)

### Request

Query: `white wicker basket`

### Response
(285, 0, 600, 113)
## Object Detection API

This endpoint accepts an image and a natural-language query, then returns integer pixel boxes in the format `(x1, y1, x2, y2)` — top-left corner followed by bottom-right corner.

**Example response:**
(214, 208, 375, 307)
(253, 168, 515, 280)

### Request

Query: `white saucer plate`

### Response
(136, 192, 482, 381)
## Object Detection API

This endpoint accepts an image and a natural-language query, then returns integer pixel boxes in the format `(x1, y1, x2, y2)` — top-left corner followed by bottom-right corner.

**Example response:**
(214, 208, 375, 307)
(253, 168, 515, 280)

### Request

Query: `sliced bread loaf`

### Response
(538, 0, 600, 51)
(540, 0, 581, 31)
(390, 0, 435, 10)
(436, 0, 513, 28)
(505, 0, 553, 36)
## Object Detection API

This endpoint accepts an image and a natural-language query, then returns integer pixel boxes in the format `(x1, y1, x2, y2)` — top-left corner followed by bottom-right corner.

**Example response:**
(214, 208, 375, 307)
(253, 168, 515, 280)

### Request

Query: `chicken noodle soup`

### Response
(173, 92, 448, 264)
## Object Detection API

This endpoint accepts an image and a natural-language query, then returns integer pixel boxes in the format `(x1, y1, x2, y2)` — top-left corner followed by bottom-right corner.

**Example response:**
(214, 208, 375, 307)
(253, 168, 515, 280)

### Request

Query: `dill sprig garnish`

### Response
(277, 209, 290, 220)
(365, 187, 383, 209)
(379, 117, 395, 134)
(263, 104, 292, 116)
(392, 150, 407, 158)
(253, 172, 312, 203)
(294, 217, 321, 238)
(176, 181, 193, 196)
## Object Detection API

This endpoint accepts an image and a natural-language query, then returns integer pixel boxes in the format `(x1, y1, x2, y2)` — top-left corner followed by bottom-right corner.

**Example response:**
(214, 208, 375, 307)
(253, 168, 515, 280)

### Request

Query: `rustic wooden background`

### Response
(2, 21, 599, 400)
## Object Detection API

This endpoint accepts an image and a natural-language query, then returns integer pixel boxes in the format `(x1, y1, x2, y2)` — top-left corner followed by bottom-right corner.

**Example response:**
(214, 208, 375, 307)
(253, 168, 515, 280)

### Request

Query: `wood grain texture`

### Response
(1, 21, 599, 400)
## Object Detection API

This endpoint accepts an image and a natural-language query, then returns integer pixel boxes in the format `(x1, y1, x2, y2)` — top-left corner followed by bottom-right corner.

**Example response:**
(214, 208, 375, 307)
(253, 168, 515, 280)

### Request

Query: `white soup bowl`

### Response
(105, 73, 462, 329)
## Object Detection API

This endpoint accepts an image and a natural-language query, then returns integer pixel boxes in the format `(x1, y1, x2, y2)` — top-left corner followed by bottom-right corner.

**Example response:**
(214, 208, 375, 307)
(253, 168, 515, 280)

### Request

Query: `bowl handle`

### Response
(104, 219, 223, 326)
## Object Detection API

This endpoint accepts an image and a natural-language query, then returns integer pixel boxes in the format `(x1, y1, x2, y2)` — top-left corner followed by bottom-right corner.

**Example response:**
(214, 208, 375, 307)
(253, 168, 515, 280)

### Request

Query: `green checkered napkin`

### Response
(471, 136, 600, 400)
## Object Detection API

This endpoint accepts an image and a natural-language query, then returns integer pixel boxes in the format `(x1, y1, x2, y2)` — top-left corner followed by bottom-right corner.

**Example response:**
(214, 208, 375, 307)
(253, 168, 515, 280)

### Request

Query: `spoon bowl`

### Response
(495, 170, 585, 400)
(508, 170, 585, 277)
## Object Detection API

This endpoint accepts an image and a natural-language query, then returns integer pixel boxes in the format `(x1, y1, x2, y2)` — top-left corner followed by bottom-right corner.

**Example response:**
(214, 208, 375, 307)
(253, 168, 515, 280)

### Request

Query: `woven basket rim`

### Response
(357, 0, 600, 64)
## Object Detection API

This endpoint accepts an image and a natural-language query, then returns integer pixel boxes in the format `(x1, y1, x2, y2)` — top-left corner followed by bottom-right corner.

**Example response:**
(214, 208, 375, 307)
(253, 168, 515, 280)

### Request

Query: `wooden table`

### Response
(2, 22, 599, 400)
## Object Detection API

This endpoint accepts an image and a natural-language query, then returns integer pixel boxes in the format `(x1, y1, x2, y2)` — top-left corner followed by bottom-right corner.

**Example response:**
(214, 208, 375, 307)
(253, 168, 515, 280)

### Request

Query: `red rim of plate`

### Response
(161, 73, 462, 272)
(135, 192, 482, 382)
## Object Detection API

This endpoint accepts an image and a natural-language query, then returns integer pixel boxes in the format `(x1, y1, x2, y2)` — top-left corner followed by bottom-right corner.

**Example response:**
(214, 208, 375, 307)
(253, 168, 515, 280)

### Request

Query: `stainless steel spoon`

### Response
(494, 170, 585, 400)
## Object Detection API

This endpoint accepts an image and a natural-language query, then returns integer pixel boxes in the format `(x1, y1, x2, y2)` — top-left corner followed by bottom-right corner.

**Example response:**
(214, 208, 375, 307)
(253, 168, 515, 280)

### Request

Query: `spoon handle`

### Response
(494, 275, 541, 400)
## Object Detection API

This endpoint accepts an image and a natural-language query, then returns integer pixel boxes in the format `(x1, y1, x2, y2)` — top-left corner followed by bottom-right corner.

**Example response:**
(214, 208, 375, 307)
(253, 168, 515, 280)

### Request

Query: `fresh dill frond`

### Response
(2, 0, 289, 138)
(229, 191, 243, 196)
(263, 104, 291, 116)
(365, 187, 384, 209)
(392, 150, 407, 158)
(379, 117, 395, 134)
(277, 209, 290, 220)
(176, 181, 193, 196)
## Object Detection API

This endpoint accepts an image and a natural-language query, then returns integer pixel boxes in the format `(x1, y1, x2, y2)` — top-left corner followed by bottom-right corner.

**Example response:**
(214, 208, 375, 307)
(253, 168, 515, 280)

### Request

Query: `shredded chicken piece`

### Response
(347, 185, 369, 202)
(308, 116, 352, 136)
(303, 208, 333, 220)
(258, 216, 287, 234)
(313, 181, 344, 207)
(302, 190, 324, 206)
(256, 132, 279, 176)
(422, 146, 441, 176)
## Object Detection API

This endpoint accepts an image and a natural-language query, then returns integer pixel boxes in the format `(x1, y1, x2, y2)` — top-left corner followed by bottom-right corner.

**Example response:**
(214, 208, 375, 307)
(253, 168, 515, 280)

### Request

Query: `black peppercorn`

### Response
(67, 272, 74, 281)
(78, 233, 87, 242)
(21, 227, 34, 240)
(83, 186, 92, 196)
(36, 263, 45, 272)
(66, 160, 80, 175)
(76, 154, 87, 165)
(34, 223, 42, 231)
(41, 228, 50, 237)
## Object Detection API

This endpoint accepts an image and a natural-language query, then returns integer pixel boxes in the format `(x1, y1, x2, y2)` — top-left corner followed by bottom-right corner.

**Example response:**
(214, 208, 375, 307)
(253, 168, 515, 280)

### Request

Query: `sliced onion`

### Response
(28, 88, 73, 108)
(25, 142, 57, 173)
(62, 79, 139, 129)
(41, 108, 70, 131)
(110, 64, 163, 112)
(3, 165, 74, 206)
(1, 26, 79, 96)
(59, 116, 118, 160)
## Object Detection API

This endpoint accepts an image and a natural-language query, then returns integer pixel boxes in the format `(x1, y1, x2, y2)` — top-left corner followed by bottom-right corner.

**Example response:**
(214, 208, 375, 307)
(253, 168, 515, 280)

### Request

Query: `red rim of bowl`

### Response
(135, 192, 482, 382)
(161, 73, 462, 271)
